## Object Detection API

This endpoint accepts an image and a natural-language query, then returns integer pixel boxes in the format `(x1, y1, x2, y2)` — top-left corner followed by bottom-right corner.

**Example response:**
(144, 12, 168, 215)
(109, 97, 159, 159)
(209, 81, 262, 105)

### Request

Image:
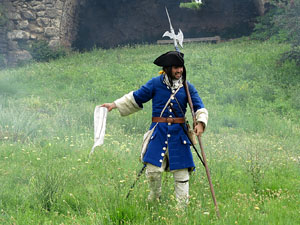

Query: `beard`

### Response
(171, 72, 182, 80)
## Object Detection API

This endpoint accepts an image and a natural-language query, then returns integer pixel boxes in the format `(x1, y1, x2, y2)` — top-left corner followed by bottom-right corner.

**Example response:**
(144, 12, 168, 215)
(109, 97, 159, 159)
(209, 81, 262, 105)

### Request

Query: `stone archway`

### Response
(1, 0, 268, 66)
(73, 0, 260, 50)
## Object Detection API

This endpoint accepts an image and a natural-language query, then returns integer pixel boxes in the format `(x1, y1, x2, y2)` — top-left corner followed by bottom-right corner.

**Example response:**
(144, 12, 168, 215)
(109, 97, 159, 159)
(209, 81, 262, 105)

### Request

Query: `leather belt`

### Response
(152, 117, 185, 124)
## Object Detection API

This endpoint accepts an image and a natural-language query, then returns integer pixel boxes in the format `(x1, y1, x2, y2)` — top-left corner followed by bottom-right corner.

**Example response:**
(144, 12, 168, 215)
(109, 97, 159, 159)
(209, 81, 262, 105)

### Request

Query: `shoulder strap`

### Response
(159, 85, 182, 117)
(184, 80, 197, 125)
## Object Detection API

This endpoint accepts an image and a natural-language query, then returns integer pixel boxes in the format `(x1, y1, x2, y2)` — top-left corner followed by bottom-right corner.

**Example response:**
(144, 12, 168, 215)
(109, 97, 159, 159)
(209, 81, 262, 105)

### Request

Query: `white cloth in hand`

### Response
(89, 106, 108, 157)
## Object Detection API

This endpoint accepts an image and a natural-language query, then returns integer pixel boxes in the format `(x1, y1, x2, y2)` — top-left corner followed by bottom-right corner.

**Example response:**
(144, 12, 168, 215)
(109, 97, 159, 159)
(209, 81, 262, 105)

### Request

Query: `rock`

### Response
(49, 39, 61, 48)
(51, 19, 61, 28)
(17, 20, 29, 29)
(36, 11, 46, 17)
(30, 1, 41, 7)
(7, 50, 32, 65)
(33, 4, 46, 11)
(37, 18, 50, 26)
(29, 24, 44, 33)
(7, 30, 30, 40)
(56, 1, 64, 9)
(22, 10, 36, 20)
(7, 40, 19, 51)
(6, 20, 15, 30)
(44, 27, 57, 37)
(30, 33, 38, 40)
(45, 0, 53, 4)
(7, 12, 21, 20)
(46, 9, 59, 18)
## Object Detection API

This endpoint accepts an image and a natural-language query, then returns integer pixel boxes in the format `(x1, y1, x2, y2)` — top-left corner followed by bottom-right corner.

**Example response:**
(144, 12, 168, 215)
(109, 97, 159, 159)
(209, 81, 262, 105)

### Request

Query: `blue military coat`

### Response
(133, 75, 205, 171)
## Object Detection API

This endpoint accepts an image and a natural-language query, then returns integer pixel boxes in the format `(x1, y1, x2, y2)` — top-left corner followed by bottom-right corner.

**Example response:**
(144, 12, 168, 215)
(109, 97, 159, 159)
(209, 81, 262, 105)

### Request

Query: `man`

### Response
(101, 51, 208, 206)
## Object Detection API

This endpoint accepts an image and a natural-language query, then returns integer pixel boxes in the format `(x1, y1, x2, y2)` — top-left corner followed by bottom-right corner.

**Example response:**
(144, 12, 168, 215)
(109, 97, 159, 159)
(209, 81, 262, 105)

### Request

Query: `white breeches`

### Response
(146, 162, 189, 204)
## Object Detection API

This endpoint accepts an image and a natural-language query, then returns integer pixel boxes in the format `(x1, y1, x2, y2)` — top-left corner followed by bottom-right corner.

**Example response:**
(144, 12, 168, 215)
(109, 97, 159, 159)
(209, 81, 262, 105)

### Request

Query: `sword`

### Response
(162, 7, 184, 51)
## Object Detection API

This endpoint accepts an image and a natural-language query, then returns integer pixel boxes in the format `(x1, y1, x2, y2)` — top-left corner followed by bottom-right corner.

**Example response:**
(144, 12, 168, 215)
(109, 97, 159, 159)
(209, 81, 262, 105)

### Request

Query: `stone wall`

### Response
(75, 0, 261, 50)
(1, 0, 83, 66)
(0, 0, 269, 67)
(0, 22, 7, 67)
(0, 0, 8, 67)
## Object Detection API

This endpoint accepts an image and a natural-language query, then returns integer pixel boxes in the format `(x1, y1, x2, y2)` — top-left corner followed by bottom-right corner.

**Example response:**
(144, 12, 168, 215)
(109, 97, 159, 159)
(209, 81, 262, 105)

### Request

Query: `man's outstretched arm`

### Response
(100, 102, 116, 112)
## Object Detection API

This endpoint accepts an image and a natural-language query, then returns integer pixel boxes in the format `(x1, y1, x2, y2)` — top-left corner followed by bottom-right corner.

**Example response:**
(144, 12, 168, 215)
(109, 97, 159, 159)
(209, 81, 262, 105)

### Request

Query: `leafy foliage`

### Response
(275, 0, 300, 65)
(252, 0, 300, 65)
(274, 1, 300, 44)
(28, 40, 67, 62)
(180, 0, 203, 10)
(251, 7, 285, 41)
(280, 45, 300, 65)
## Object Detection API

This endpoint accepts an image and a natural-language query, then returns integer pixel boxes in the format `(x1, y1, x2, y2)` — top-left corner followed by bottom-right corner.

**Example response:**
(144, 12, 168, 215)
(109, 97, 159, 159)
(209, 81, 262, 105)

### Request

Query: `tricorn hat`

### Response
(153, 51, 184, 67)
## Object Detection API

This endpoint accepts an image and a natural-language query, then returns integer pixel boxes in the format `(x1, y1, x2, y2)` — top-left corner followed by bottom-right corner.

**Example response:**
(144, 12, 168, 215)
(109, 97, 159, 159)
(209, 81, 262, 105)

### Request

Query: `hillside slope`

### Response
(0, 40, 299, 224)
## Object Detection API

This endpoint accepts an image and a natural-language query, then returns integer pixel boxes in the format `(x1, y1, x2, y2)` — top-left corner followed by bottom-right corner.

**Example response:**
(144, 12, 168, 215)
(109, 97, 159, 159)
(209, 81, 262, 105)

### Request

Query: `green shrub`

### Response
(180, 0, 203, 10)
(252, 0, 300, 66)
(279, 46, 300, 65)
(28, 40, 67, 62)
(251, 7, 285, 41)
(275, 0, 300, 65)
(274, 0, 300, 46)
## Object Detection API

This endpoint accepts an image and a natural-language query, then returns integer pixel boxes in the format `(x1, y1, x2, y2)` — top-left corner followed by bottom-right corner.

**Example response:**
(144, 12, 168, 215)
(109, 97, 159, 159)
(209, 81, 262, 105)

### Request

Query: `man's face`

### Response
(171, 66, 183, 80)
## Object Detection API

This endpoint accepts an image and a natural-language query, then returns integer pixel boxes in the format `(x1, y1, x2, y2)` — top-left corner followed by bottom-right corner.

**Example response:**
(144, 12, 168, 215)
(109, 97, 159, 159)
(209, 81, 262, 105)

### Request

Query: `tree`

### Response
(275, 0, 300, 65)
(252, 0, 300, 65)
(179, 0, 204, 10)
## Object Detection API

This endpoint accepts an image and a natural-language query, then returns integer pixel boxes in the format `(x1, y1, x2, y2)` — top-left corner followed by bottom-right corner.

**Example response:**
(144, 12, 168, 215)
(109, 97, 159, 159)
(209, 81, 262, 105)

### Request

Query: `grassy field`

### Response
(0, 40, 299, 224)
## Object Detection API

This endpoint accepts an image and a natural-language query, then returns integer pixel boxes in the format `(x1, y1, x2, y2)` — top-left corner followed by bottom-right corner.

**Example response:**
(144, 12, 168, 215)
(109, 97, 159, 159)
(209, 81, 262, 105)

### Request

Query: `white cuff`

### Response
(114, 91, 142, 116)
(195, 108, 208, 127)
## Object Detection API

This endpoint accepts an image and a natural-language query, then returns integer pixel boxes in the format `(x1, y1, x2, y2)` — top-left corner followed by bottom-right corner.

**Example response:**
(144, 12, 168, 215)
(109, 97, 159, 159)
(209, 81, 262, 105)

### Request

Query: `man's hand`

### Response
(194, 122, 204, 136)
(100, 102, 117, 112)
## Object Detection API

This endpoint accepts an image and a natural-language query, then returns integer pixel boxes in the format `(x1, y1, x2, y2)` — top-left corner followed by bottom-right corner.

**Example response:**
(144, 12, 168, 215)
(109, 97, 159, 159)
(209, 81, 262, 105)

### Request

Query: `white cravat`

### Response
(163, 74, 183, 90)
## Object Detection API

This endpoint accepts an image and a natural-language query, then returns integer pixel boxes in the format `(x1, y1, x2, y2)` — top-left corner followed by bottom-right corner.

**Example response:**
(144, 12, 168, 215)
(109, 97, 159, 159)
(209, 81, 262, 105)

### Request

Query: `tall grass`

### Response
(0, 40, 299, 224)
